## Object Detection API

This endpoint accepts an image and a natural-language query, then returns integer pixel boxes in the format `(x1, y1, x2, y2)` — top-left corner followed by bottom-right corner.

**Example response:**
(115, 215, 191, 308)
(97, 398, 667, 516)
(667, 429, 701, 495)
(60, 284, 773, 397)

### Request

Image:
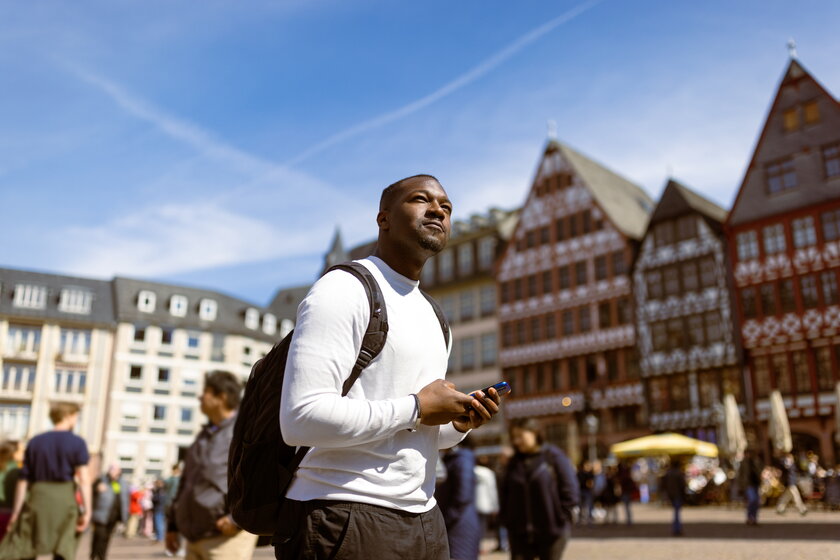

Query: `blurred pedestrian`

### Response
(165, 371, 257, 560)
(617, 462, 636, 525)
(125, 486, 143, 537)
(90, 465, 129, 560)
(473, 456, 500, 550)
(576, 461, 594, 525)
(0, 441, 22, 540)
(737, 448, 763, 525)
(152, 479, 167, 543)
(775, 452, 807, 516)
(599, 465, 620, 524)
(662, 457, 686, 536)
(0, 402, 91, 560)
(501, 418, 578, 560)
(438, 441, 481, 560)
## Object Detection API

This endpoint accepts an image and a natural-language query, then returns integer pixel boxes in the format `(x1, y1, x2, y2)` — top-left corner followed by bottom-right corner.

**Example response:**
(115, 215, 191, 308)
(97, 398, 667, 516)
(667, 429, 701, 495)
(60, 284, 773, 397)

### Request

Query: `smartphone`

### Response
(470, 381, 511, 399)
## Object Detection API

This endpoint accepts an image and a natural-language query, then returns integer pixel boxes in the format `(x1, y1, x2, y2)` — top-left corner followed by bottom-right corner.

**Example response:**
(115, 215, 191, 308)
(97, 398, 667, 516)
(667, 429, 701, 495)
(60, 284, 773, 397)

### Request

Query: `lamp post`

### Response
(585, 413, 599, 462)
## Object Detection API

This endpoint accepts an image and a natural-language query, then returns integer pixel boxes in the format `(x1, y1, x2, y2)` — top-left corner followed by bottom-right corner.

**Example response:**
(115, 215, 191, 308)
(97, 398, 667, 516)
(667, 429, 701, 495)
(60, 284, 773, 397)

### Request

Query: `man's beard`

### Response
(419, 232, 446, 253)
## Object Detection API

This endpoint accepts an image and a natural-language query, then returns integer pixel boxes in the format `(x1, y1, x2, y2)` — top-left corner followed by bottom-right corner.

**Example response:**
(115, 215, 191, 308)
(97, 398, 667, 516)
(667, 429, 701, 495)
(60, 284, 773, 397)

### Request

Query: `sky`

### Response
(2, 0, 839, 305)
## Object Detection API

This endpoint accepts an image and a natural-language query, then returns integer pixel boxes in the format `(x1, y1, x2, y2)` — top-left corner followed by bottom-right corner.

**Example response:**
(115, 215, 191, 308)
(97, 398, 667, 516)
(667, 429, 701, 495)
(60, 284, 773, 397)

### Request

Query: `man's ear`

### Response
(376, 210, 389, 230)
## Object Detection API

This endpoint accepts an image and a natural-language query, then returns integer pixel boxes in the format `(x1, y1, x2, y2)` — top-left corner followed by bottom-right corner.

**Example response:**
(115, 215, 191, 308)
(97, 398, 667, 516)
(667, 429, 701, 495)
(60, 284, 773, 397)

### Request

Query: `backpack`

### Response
(227, 261, 449, 537)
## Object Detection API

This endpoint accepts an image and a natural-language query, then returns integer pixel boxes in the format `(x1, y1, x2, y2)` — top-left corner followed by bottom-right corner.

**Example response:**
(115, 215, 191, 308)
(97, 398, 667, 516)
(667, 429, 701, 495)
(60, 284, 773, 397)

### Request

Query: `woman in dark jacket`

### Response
(500, 418, 579, 560)
(437, 442, 481, 560)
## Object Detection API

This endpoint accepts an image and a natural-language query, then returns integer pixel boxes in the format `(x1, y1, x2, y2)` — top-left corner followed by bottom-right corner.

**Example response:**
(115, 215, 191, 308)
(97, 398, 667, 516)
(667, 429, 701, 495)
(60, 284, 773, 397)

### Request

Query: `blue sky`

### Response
(2, 1, 839, 305)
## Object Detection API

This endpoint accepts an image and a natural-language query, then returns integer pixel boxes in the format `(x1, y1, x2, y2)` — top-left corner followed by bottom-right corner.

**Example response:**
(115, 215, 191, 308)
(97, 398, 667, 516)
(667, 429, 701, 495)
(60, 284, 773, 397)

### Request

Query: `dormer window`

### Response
(280, 319, 294, 338)
(199, 299, 217, 321)
(263, 313, 277, 336)
(170, 295, 188, 317)
(137, 290, 156, 313)
(13, 284, 47, 309)
(244, 308, 260, 330)
(58, 288, 92, 314)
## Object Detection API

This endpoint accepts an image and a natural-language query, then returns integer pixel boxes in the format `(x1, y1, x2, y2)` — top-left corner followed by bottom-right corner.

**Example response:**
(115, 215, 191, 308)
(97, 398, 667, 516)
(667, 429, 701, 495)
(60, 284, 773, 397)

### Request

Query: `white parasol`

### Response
(768, 390, 792, 453)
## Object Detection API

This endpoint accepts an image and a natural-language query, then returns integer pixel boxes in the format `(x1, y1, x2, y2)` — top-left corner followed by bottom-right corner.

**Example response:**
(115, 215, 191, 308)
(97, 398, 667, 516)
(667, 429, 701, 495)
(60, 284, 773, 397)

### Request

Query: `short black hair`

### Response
(379, 174, 440, 211)
(508, 417, 544, 445)
(204, 370, 243, 410)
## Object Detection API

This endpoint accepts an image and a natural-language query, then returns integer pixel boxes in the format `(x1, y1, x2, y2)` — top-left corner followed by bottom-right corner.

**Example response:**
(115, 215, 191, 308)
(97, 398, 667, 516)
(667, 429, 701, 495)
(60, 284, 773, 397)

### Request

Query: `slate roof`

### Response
(0, 267, 115, 326)
(268, 284, 311, 323)
(649, 179, 728, 226)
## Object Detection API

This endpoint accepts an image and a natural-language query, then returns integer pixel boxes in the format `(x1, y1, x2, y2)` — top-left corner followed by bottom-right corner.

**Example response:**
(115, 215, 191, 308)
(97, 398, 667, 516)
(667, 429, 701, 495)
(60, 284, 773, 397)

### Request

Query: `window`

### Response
(779, 279, 797, 313)
(800, 275, 819, 308)
(676, 215, 697, 242)
(153, 405, 166, 421)
(54, 369, 86, 394)
(280, 319, 294, 338)
(655, 221, 675, 247)
(161, 327, 174, 345)
(185, 332, 200, 350)
(2, 364, 35, 393)
(736, 231, 759, 260)
(263, 313, 277, 336)
(651, 322, 667, 351)
(575, 261, 587, 286)
(568, 359, 579, 389)
(460, 338, 475, 370)
(666, 318, 684, 349)
(698, 371, 721, 408)
(540, 226, 551, 245)
(617, 298, 631, 325)
(681, 261, 699, 292)
(129, 365, 142, 380)
(766, 158, 797, 194)
(530, 318, 541, 342)
(816, 347, 835, 391)
(670, 374, 690, 410)
(578, 306, 591, 333)
(58, 288, 92, 314)
(545, 313, 556, 338)
(823, 209, 840, 241)
(60, 329, 91, 356)
(782, 107, 799, 132)
(542, 270, 553, 295)
(133, 325, 146, 342)
(646, 270, 663, 299)
(771, 354, 790, 393)
(821, 271, 838, 305)
(752, 357, 771, 398)
(244, 308, 260, 330)
(803, 100, 820, 125)
(527, 275, 537, 299)
(181, 371, 199, 397)
(598, 302, 612, 329)
(457, 243, 473, 277)
(438, 250, 453, 282)
(792, 351, 811, 394)
(792, 217, 817, 248)
(581, 210, 592, 234)
(595, 256, 608, 281)
(704, 312, 722, 342)
(478, 238, 495, 270)
(13, 284, 46, 309)
(663, 266, 680, 296)
(211, 333, 225, 362)
(5, 325, 41, 355)
(562, 311, 574, 336)
(441, 296, 456, 323)
(763, 224, 787, 255)
(555, 217, 566, 242)
(158, 368, 170, 383)
(480, 333, 496, 367)
(558, 266, 571, 290)
(760, 283, 777, 316)
(649, 377, 669, 412)
(612, 251, 626, 276)
(569, 213, 579, 238)
(199, 298, 218, 321)
(513, 278, 523, 301)
(824, 143, 840, 178)
(479, 285, 495, 316)
(137, 290, 156, 312)
(526, 230, 536, 249)
(170, 295, 188, 317)
(687, 315, 705, 347)
(181, 407, 193, 423)
(606, 350, 619, 381)
(460, 291, 475, 322)
(550, 361, 562, 391)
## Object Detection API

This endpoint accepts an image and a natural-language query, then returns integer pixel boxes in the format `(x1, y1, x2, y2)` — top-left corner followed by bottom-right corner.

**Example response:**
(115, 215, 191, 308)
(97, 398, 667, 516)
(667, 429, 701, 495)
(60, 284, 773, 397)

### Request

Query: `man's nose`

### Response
(426, 200, 446, 218)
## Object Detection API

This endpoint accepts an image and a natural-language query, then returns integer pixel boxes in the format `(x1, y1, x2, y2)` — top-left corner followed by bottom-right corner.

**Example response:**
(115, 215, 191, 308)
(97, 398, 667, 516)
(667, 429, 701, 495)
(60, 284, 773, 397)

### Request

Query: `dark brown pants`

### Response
(274, 499, 449, 560)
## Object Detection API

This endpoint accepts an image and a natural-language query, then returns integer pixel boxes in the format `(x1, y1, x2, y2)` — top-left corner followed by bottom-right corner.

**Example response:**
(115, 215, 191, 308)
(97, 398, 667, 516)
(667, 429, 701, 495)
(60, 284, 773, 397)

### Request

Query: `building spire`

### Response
(547, 119, 558, 141)
(787, 38, 798, 60)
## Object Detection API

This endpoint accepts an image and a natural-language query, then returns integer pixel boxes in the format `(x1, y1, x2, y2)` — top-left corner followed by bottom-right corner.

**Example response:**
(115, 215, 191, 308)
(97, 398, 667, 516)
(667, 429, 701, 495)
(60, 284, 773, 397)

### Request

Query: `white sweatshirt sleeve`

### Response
(280, 270, 416, 448)
(438, 423, 468, 450)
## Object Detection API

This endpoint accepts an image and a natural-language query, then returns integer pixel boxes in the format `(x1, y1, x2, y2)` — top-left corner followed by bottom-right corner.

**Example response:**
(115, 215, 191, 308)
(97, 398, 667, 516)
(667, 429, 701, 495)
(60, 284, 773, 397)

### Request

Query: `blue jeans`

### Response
(153, 509, 166, 541)
(745, 485, 759, 523)
(672, 500, 683, 535)
(621, 494, 633, 525)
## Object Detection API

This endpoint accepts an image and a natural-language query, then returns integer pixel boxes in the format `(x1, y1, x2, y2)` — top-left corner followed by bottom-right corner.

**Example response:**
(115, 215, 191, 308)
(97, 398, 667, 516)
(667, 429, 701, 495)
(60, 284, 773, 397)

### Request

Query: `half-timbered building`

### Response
(725, 57, 840, 462)
(497, 139, 653, 461)
(633, 179, 742, 440)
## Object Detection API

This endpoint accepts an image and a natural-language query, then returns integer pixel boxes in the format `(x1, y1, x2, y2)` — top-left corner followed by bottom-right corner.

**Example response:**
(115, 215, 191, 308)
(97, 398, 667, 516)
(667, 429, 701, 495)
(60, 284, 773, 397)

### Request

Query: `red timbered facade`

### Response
(633, 179, 742, 439)
(725, 58, 840, 462)
(497, 139, 653, 461)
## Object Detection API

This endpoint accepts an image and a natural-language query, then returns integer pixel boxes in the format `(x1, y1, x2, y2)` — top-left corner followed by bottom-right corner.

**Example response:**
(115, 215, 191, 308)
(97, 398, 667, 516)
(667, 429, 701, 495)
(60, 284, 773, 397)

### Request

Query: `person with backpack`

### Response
(499, 418, 579, 560)
(274, 175, 503, 559)
(165, 371, 257, 560)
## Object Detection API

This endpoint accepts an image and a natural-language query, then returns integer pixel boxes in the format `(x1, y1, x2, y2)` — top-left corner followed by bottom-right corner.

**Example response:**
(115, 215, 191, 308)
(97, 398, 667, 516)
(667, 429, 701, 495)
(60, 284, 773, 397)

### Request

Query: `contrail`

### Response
(286, 0, 602, 166)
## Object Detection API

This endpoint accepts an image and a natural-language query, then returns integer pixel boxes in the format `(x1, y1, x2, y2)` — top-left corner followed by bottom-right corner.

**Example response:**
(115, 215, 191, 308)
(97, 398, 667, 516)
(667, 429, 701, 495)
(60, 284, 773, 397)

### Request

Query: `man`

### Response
(775, 452, 807, 516)
(0, 403, 91, 560)
(662, 457, 686, 536)
(0, 441, 22, 540)
(166, 371, 257, 560)
(90, 465, 129, 560)
(737, 448, 764, 525)
(278, 174, 502, 559)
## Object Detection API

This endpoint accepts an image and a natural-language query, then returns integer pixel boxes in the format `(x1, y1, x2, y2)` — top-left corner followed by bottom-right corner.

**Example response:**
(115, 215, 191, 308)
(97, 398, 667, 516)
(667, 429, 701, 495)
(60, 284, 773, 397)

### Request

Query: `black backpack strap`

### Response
(326, 262, 389, 396)
(421, 290, 450, 350)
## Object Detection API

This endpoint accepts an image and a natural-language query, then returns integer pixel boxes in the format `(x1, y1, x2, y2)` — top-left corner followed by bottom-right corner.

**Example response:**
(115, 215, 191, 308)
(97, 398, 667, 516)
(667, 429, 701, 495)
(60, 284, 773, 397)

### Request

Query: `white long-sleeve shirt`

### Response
(280, 256, 465, 512)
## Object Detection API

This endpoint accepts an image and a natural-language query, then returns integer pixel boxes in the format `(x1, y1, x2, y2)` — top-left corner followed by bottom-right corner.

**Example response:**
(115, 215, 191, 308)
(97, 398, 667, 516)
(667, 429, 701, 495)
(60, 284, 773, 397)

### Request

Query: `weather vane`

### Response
(787, 38, 798, 59)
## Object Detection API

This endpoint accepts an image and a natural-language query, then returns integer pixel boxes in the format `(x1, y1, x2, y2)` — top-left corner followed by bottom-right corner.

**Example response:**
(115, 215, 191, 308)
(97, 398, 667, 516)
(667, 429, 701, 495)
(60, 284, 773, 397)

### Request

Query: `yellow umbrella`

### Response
(610, 432, 718, 458)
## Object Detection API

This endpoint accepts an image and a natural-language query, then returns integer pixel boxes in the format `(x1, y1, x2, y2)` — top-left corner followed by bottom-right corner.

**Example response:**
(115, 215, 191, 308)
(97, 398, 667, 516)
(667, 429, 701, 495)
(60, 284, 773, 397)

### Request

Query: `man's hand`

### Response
(76, 511, 91, 533)
(452, 386, 502, 433)
(215, 515, 240, 537)
(166, 531, 180, 553)
(416, 380, 477, 425)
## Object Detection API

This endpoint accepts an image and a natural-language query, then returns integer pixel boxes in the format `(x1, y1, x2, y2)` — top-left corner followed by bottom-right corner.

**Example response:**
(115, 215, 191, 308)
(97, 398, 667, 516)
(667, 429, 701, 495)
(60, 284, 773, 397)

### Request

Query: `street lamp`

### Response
(585, 413, 599, 462)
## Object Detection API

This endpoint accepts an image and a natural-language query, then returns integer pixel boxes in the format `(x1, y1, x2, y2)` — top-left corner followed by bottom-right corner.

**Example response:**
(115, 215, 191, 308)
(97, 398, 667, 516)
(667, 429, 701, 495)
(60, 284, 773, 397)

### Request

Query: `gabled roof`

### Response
(649, 179, 728, 226)
(549, 140, 653, 239)
(268, 284, 311, 322)
(727, 57, 840, 227)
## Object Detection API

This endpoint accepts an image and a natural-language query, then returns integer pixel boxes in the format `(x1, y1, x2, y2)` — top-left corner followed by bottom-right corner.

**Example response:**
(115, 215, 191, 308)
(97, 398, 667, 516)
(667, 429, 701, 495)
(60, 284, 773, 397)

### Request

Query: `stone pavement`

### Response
(76, 503, 839, 560)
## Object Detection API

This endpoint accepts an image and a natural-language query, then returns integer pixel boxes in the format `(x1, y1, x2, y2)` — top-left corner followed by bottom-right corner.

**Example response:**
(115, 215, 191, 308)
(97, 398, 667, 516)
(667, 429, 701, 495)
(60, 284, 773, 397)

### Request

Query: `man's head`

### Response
(49, 402, 81, 427)
(107, 464, 122, 479)
(200, 370, 242, 417)
(376, 174, 452, 261)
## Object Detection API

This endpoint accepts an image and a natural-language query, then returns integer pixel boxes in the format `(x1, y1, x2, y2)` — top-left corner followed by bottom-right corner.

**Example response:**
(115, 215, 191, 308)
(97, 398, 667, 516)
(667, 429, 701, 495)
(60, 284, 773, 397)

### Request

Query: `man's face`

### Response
(199, 387, 225, 417)
(381, 177, 452, 254)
